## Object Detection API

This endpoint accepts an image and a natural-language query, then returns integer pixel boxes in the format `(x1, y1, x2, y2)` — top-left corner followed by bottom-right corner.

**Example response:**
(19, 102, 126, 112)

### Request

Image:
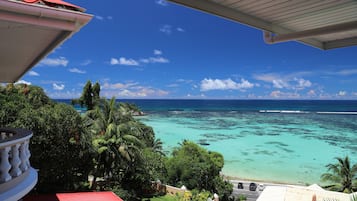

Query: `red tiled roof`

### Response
(24, 192, 124, 201)
(22, 0, 85, 12)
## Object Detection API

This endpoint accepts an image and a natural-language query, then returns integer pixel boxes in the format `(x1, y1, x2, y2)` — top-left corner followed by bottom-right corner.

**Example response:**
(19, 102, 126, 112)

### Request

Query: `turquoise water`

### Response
(58, 99, 357, 185)
(130, 100, 357, 185)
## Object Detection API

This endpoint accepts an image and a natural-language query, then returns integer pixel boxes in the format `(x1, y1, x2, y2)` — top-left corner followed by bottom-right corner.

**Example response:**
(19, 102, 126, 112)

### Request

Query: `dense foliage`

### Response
(321, 156, 357, 193)
(0, 83, 233, 200)
(166, 141, 233, 200)
(0, 84, 92, 192)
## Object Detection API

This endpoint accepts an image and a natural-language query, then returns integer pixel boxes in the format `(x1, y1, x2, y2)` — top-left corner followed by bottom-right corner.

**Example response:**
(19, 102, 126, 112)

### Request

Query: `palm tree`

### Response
(151, 138, 165, 156)
(86, 98, 144, 189)
(321, 156, 357, 193)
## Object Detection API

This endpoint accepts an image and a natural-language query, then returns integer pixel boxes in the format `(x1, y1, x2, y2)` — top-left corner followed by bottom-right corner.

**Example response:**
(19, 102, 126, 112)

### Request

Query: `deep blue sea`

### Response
(57, 99, 357, 185)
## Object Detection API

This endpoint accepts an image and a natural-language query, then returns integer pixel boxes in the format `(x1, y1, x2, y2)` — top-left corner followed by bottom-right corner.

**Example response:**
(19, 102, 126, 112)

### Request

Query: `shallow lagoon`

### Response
(138, 110, 357, 185)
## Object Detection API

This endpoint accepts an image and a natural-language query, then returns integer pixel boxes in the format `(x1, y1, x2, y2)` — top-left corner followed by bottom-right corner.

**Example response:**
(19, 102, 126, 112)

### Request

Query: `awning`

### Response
(168, 0, 357, 50)
(0, 0, 92, 83)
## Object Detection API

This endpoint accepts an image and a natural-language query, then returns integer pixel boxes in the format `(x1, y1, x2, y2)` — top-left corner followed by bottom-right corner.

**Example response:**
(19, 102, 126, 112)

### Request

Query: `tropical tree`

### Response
(321, 156, 357, 193)
(0, 84, 93, 192)
(92, 81, 101, 106)
(72, 80, 101, 110)
(166, 141, 233, 200)
(85, 98, 145, 189)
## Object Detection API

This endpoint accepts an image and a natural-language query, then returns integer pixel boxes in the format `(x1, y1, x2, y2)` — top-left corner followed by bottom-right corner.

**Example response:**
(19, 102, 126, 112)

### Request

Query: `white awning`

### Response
(169, 0, 357, 50)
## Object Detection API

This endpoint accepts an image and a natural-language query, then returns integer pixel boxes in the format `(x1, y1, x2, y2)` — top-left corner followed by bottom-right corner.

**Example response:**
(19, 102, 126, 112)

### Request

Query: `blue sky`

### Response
(19, 0, 357, 99)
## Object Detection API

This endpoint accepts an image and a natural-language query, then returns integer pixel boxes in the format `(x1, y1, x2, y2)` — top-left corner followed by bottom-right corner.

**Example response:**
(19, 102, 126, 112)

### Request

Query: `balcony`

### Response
(0, 128, 37, 201)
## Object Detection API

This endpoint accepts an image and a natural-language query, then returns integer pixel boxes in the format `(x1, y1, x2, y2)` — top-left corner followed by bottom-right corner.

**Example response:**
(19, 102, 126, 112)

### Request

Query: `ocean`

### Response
(58, 99, 357, 185)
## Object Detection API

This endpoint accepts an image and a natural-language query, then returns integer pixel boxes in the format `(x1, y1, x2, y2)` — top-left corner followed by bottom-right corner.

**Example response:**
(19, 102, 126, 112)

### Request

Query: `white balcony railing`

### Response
(0, 128, 37, 201)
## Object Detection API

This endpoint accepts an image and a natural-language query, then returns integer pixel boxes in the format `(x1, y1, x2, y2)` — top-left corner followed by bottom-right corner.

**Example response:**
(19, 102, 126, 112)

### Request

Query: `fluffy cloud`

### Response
(177, 27, 185, 32)
(272, 79, 289, 89)
(69, 68, 86, 74)
(160, 25, 172, 34)
(307, 90, 316, 96)
(148, 57, 169, 63)
(140, 57, 169, 64)
(154, 49, 162, 55)
(254, 73, 312, 90)
(95, 15, 113, 21)
(29, 71, 39, 76)
(200, 78, 254, 91)
(338, 91, 347, 96)
(159, 25, 185, 34)
(15, 80, 31, 85)
(295, 78, 312, 89)
(101, 81, 168, 98)
(270, 90, 300, 99)
(156, 0, 168, 6)
(335, 69, 357, 76)
(80, 60, 92, 66)
(101, 82, 169, 98)
(110, 57, 139, 66)
(53, 83, 65, 90)
(112, 50, 169, 66)
(95, 15, 104, 20)
(40, 57, 68, 67)
(102, 82, 138, 90)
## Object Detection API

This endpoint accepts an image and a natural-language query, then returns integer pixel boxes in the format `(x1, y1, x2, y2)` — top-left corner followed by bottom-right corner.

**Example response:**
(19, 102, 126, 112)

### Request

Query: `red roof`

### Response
(22, 0, 85, 12)
(24, 192, 124, 201)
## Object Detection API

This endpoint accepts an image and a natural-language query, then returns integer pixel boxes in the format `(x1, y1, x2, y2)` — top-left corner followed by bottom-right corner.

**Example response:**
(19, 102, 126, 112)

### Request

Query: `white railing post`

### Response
(25, 140, 31, 168)
(0, 146, 12, 182)
(10, 143, 22, 177)
(0, 128, 37, 201)
(19, 141, 28, 172)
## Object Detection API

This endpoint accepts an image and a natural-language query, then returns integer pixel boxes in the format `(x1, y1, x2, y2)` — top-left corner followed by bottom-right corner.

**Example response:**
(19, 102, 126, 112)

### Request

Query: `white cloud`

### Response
(95, 15, 104, 20)
(200, 78, 254, 91)
(307, 90, 316, 96)
(29, 71, 39, 76)
(295, 78, 312, 89)
(53, 83, 65, 90)
(110, 58, 120, 65)
(69, 68, 86, 74)
(335, 69, 357, 76)
(177, 79, 193, 83)
(101, 81, 169, 98)
(80, 60, 92, 66)
(270, 90, 300, 99)
(110, 57, 139, 66)
(338, 91, 347, 96)
(119, 57, 139, 66)
(40, 57, 68, 67)
(149, 57, 169, 63)
(15, 80, 31, 85)
(102, 82, 138, 90)
(177, 27, 185, 32)
(154, 49, 162, 55)
(160, 25, 172, 34)
(140, 57, 169, 64)
(254, 73, 311, 90)
(107, 16, 113, 20)
(272, 79, 289, 89)
(156, 0, 168, 6)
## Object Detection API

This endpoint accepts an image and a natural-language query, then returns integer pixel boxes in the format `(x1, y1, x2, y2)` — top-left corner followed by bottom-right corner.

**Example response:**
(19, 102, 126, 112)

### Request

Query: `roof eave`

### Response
(168, 0, 357, 50)
(0, 0, 92, 83)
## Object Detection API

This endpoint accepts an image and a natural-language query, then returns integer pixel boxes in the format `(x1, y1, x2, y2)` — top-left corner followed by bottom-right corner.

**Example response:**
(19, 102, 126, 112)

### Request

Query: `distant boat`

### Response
(197, 139, 210, 146)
